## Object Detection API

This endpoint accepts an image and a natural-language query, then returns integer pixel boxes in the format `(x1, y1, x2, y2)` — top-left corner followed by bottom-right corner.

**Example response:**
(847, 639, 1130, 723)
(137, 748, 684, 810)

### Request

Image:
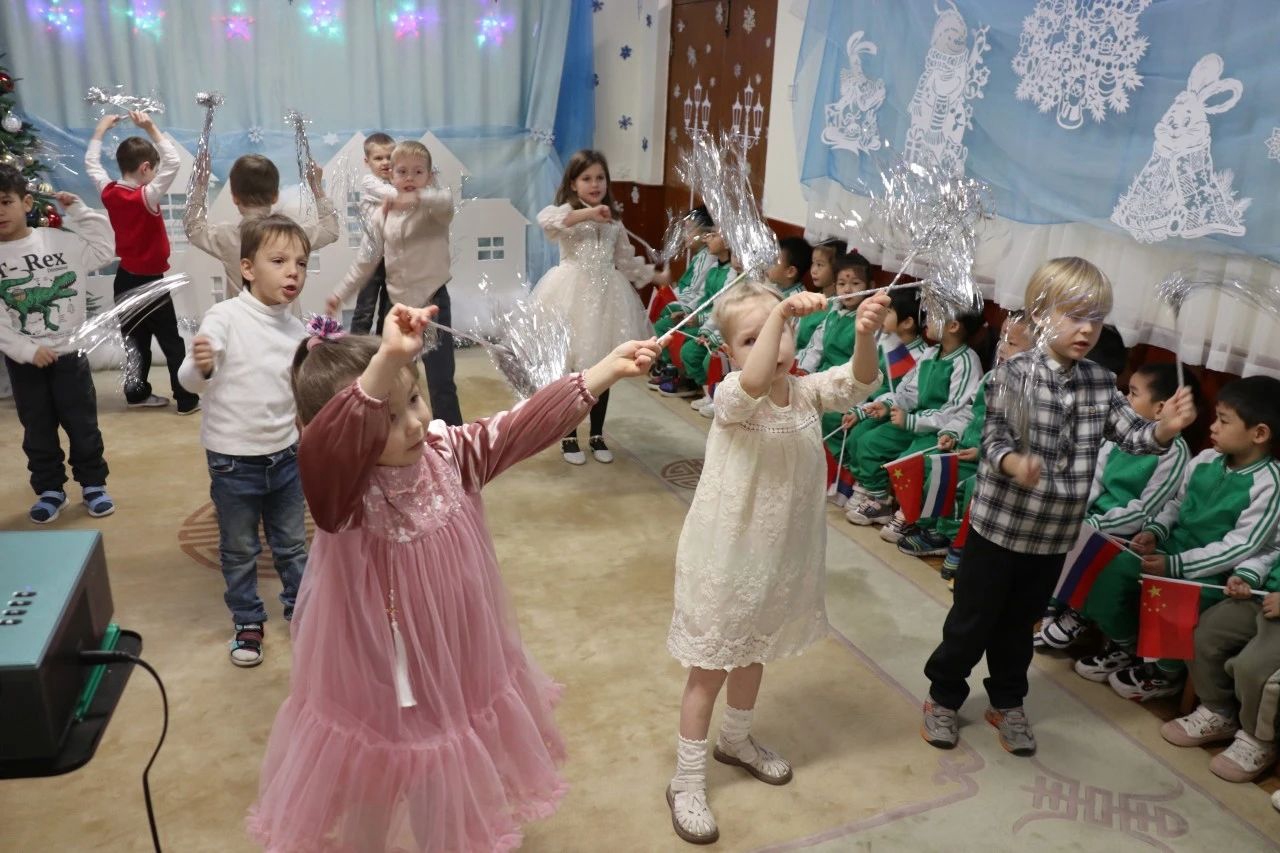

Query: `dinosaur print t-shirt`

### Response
(0, 203, 116, 364)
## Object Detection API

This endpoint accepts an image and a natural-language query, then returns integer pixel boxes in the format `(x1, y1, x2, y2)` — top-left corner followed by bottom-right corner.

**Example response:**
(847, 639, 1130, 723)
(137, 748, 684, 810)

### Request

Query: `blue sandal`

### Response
(82, 486, 115, 518)
(29, 490, 67, 524)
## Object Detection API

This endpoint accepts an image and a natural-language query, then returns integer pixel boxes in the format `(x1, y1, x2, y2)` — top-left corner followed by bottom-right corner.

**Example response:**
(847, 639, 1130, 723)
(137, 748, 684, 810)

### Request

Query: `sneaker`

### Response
(698, 403, 713, 419)
(985, 706, 1037, 756)
(82, 486, 115, 518)
(941, 546, 962, 581)
(879, 512, 910, 544)
(588, 435, 614, 464)
(1108, 662, 1184, 702)
(690, 394, 713, 412)
(1161, 704, 1239, 747)
(713, 735, 793, 785)
(229, 623, 264, 667)
(846, 497, 894, 526)
(28, 490, 67, 524)
(561, 438, 586, 466)
(1271, 789, 1279, 813)
(176, 398, 201, 416)
(648, 366, 678, 391)
(1037, 607, 1087, 650)
(1209, 731, 1278, 783)
(659, 378, 701, 398)
(898, 528, 952, 557)
(921, 697, 959, 749)
(127, 394, 169, 409)
(666, 785, 718, 845)
(1074, 643, 1139, 682)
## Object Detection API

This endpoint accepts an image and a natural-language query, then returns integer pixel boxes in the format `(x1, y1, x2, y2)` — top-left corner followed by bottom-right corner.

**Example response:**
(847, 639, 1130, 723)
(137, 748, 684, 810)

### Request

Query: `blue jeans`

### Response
(207, 446, 307, 625)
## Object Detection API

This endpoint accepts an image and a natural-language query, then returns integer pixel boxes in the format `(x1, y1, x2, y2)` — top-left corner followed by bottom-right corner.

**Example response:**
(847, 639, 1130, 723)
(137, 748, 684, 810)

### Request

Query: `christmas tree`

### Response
(0, 54, 60, 228)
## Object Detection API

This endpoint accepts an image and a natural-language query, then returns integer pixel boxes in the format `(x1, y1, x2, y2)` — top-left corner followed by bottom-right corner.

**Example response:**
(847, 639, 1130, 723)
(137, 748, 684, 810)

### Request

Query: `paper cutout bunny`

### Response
(822, 31, 886, 155)
(1112, 53, 1250, 242)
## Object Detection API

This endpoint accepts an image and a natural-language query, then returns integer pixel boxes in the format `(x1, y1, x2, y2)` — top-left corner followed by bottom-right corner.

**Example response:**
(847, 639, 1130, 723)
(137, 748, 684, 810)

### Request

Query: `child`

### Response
(1161, 546, 1280, 784)
(897, 312, 1033, 574)
(85, 111, 198, 414)
(798, 251, 872, 375)
(665, 281, 888, 844)
(349, 131, 396, 334)
(767, 235, 812, 297)
(1036, 363, 1194, 649)
(920, 257, 1196, 756)
(796, 238, 846, 351)
(1073, 376, 1280, 700)
(532, 149, 657, 465)
(185, 149, 338, 298)
(247, 303, 659, 852)
(327, 141, 461, 426)
(845, 310, 984, 527)
(177, 216, 312, 667)
(0, 167, 117, 523)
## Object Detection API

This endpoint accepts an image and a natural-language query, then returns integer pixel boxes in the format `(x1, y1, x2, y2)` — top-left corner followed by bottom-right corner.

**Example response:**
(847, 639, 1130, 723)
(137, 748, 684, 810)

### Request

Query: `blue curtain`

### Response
(1, 0, 595, 281)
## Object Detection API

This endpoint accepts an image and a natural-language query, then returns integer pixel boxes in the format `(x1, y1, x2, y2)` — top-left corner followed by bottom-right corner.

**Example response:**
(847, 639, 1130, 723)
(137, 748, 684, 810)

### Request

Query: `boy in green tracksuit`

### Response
(796, 238, 846, 350)
(894, 312, 1033, 573)
(1072, 376, 1280, 702)
(844, 311, 985, 527)
(1036, 363, 1194, 649)
(836, 287, 927, 480)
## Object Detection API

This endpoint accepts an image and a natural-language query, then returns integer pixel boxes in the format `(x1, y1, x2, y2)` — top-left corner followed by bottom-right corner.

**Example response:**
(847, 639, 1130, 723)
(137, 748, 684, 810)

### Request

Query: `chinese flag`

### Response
(885, 453, 926, 523)
(1136, 576, 1203, 661)
(648, 285, 678, 323)
(952, 505, 972, 550)
(824, 445, 840, 492)
(664, 331, 688, 371)
(706, 350, 731, 389)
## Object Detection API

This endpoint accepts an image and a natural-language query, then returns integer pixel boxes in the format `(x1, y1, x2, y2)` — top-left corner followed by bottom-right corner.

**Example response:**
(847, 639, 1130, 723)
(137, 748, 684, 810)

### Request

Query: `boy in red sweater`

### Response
(86, 110, 199, 415)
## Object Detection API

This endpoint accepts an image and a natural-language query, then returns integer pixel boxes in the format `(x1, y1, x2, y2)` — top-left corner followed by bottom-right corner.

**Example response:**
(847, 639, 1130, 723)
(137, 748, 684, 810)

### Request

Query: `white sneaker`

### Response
(879, 512, 910, 544)
(229, 623, 264, 667)
(846, 497, 895, 526)
(1271, 788, 1279, 813)
(588, 436, 614, 464)
(561, 438, 586, 465)
(128, 394, 169, 409)
(690, 394, 713, 411)
(1038, 608, 1087, 650)
(1210, 731, 1278, 783)
(1160, 704, 1239, 747)
(699, 402, 714, 419)
(666, 784, 718, 844)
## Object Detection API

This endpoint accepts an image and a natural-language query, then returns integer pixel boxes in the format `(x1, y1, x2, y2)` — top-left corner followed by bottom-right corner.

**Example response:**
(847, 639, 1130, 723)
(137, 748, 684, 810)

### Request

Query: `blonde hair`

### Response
(391, 140, 432, 169)
(711, 279, 784, 341)
(1024, 257, 1113, 321)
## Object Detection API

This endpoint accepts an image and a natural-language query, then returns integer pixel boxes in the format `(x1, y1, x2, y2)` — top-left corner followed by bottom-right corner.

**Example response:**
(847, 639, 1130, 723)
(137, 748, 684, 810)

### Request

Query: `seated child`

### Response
(1162, 544, 1280, 785)
(1036, 362, 1196, 649)
(845, 310, 984, 527)
(1073, 376, 1280, 701)
(766, 236, 812, 297)
(895, 312, 1032, 572)
(796, 238, 846, 351)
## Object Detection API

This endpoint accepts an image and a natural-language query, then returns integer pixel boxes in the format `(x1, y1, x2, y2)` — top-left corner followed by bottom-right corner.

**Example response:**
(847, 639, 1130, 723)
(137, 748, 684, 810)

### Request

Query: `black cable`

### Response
(80, 650, 166, 853)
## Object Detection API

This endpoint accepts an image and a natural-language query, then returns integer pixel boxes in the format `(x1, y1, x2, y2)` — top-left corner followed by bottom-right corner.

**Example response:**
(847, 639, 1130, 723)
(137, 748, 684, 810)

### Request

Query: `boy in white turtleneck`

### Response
(178, 215, 311, 669)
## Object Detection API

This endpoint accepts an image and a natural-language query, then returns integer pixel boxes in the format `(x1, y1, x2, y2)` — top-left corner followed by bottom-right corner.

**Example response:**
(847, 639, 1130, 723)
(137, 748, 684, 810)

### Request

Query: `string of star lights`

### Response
(299, 1, 343, 40)
(26, 0, 82, 36)
(125, 0, 165, 37)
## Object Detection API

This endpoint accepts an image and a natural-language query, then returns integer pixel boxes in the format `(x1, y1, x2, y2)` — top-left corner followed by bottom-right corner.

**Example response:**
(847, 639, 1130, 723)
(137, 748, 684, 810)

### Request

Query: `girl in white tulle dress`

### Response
(532, 149, 664, 466)
(664, 282, 888, 845)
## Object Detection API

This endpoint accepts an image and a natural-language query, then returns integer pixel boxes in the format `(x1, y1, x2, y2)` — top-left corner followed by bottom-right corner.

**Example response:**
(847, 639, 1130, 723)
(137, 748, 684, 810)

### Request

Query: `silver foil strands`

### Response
(678, 133, 777, 277)
(284, 109, 320, 216)
(1155, 268, 1280, 386)
(184, 92, 223, 239)
(53, 273, 190, 357)
(84, 86, 166, 115)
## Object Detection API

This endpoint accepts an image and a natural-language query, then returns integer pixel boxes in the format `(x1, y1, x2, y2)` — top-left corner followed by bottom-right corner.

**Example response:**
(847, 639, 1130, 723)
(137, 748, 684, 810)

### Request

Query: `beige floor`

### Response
(1, 350, 1278, 852)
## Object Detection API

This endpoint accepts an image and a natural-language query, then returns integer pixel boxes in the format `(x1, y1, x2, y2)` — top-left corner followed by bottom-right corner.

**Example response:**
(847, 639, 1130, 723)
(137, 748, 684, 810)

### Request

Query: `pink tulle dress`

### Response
(247, 374, 597, 852)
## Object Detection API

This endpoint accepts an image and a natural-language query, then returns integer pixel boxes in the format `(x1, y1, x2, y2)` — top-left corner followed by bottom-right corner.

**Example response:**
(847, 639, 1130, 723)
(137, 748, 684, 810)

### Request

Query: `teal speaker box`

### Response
(0, 531, 113, 762)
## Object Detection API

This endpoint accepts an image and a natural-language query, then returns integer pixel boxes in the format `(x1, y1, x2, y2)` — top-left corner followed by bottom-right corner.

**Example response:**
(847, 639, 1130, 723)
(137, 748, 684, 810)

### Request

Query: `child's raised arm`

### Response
(851, 293, 888, 387)
(134, 112, 181, 211)
(84, 115, 120, 194)
(740, 291, 825, 398)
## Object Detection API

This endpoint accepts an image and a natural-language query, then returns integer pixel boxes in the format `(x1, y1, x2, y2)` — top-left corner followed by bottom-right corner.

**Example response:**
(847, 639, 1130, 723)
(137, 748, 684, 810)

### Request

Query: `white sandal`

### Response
(666, 783, 719, 845)
(713, 735, 793, 785)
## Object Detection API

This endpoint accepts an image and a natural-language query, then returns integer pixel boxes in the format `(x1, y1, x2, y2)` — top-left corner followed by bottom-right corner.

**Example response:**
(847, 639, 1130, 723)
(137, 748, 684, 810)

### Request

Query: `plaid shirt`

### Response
(971, 350, 1167, 555)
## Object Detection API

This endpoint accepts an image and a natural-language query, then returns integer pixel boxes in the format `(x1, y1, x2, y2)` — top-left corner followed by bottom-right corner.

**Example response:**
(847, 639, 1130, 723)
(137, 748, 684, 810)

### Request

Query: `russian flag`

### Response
(921, 454, 959, 519)
(665, 331, 689, 371)
(886, 344, 916, 382)
(833, 466, 856, 506)
(706, 350, 731, 391)
(1054, 527, 1125, 610)
(647, 285, 678, 323)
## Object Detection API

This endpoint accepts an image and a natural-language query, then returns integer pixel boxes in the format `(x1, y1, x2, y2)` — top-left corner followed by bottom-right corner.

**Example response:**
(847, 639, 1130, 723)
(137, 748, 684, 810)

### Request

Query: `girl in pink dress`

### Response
(248, 305, 659, 852)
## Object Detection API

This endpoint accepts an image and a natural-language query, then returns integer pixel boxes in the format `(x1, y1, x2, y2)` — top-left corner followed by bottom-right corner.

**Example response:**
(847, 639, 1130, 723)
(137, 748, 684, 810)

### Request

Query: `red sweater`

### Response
(101, 182, 170, 275)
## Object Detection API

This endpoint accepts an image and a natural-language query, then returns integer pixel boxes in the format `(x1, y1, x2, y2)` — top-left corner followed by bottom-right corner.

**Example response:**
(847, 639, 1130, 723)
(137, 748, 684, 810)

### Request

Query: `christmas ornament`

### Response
(46, 211, 61, 228)
(23, 153, 36, 167)
(26, 178, 38, 192)
(0, 72, 13, 93)
(37, 216, 49, 227)
(38, 181, 52, 194)
(2, 112, 21, 133)
(0, 152, 14, 166)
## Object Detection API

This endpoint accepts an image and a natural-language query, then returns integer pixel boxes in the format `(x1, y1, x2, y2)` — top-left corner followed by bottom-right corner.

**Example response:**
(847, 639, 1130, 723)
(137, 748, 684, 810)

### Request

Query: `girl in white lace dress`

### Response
(532, 149, 667, 466)
(664, 282, 887, 844)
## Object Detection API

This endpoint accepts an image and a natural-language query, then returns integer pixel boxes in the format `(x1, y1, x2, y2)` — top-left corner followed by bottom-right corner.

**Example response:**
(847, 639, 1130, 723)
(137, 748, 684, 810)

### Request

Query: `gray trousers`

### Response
(1190, 598, 1280, 741)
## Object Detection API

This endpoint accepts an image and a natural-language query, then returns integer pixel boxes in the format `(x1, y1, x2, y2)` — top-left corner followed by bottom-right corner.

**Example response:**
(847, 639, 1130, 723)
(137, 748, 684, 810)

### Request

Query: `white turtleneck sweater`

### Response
(178, 288, 308, 456)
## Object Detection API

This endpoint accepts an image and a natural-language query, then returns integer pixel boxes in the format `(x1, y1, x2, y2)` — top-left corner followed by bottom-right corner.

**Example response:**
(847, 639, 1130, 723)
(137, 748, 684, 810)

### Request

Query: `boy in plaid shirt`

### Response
(920, 257, 1197, 756)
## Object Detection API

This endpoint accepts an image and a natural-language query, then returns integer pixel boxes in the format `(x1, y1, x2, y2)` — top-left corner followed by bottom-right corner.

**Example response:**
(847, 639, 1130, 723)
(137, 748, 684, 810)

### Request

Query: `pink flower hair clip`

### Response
(306, 314, 346, 351)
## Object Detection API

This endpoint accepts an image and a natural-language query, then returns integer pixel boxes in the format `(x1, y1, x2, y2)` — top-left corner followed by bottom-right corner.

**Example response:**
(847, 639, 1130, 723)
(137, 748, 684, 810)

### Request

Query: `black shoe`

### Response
(177, 398, 201, 416)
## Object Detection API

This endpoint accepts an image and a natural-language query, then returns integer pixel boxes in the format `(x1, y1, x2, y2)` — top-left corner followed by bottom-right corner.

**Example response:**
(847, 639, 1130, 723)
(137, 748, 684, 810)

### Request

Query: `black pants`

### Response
(565, 390, 609, 440)
(350, 260, 388, 335)
(114, 268, 198, 407)
(421, 285, 462, 426)
(924, 529, 1065, 710)
(6, 353, 109, 494)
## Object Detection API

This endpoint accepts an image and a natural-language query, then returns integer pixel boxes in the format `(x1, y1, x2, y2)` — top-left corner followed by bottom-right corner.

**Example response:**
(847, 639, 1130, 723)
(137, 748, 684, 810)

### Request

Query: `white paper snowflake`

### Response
(755, 73, 762, 85)
(248, 126, 264, 145)
(1267, 128, 1280, 163)
(676, 18, 685, 33)
(673, 84, 682, 99)
(705, 43, 712, 54)
(687, 46, 697, 67)
(321, 132, 340, 146)
(669, 126, 678, 143)
(710, 77, 717, 88)
(715, 2, 724, 26)
(630, 185, 640, 204)
(765, 36, 772, 48)
(733, 63, 742, 79)
(743, 6, 756, 34)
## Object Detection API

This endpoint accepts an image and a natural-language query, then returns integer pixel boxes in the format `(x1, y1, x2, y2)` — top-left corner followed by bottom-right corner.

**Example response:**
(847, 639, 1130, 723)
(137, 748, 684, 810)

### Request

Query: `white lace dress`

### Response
(532, 204, 654, 372)
(667, 364, 881, 670)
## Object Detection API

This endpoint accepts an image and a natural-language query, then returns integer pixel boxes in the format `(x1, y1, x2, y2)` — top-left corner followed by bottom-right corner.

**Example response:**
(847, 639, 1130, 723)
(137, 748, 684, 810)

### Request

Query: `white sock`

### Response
(719, 705, 753, 747)
(671, 735, 708, 791)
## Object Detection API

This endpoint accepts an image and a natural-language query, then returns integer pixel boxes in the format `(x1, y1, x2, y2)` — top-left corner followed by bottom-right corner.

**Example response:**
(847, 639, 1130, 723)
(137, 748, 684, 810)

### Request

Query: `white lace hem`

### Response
(665, 612, 830, 671)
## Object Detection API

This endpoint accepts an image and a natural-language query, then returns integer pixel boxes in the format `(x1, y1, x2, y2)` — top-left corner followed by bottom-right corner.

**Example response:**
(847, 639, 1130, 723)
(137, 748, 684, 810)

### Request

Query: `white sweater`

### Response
(177, 288, 307, 456)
